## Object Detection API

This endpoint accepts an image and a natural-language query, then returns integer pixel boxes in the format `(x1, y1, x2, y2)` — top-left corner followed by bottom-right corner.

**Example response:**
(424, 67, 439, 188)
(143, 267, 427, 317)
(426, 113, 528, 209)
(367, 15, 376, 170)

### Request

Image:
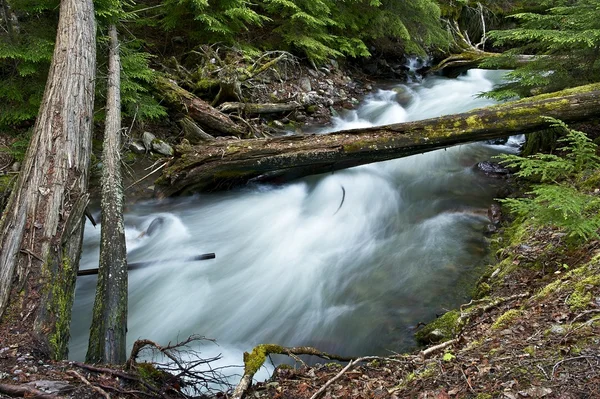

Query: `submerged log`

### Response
(155, 77, 245, 137)
(156, 83, 600, 196)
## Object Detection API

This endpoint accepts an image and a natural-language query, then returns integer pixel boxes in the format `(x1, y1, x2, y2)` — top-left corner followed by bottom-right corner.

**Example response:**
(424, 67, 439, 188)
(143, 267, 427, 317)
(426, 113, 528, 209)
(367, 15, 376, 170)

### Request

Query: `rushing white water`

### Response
(70, 69, 521, 380)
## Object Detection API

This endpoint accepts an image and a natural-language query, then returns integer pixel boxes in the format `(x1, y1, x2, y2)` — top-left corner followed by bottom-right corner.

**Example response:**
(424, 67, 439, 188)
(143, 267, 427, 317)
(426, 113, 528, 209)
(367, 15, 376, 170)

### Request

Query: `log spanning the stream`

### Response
(156, 83, 600, 196)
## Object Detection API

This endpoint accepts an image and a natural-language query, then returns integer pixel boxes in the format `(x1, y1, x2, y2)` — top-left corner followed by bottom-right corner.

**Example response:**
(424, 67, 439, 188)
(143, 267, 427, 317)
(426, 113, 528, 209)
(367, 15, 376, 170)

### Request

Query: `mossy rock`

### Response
(415, 310, 461, 344)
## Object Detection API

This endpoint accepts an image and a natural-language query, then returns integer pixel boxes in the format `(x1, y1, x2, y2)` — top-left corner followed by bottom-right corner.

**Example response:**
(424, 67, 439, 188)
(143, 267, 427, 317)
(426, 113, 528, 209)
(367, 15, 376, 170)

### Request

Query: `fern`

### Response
(498, 119, 600, 243)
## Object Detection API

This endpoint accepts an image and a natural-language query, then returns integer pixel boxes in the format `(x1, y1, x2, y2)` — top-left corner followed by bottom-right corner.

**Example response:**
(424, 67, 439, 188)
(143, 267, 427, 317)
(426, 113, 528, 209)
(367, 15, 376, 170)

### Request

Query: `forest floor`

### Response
(1, 62, 600, 398)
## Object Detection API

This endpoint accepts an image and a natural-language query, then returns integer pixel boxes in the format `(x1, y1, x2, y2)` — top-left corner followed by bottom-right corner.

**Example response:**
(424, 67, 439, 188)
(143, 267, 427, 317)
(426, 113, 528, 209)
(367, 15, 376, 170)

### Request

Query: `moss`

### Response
(415, 310, 461, 344)
(243, 344, 285, 375)
(45, 253, 76, 360)
(492, 309, 522, 330)
(137, 362, 163, 383)
(534, 278, 566, 300)
(523, 346, 536, 356)
(475, 394, 492, 399)
(567, 287, 592, 312)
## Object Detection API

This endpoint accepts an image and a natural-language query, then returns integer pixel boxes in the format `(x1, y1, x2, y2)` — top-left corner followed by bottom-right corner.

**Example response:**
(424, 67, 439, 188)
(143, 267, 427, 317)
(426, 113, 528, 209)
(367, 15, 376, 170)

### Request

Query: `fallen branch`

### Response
(218, 101, 302, 114)
(67, 370, 110, 399)
(420, 339, 458, 358)
(309, 356, 382, 399)
(0, 383, 60, 399)
(231, 344, 354, 399)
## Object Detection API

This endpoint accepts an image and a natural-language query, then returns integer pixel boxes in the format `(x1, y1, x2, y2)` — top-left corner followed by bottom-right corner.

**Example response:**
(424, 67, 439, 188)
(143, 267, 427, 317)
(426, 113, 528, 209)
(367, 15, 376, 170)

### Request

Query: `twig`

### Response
(460, 366, 475, 393)
(125, 161, 167, 190)
(552, 355, 599, 380)
(537, 364, 550, 380)
(309, 356, 381, 399)
(68, 370, 111, 399)
(420, 339, 458, 358)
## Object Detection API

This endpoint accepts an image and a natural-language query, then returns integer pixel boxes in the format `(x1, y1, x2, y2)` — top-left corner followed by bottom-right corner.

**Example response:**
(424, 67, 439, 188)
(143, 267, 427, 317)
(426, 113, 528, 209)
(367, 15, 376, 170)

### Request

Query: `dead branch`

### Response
(552, 355, 600, 380)
(0, 383, 61, 399)
(309, 356, 382, 399)
(67, 370, 110, 399)
(420, 339, 458, 358)
(232, 344, 355, 399)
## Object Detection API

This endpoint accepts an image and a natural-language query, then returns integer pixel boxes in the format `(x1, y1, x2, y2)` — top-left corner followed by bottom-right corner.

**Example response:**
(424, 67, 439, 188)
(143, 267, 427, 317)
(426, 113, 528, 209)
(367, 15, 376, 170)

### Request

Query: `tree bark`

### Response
(156, 83, 600, 196)
(430, 50, 535, 76)
(86, 24, 127, 365)
(0, 0, 96, 359)
(154, 76, 246, 137)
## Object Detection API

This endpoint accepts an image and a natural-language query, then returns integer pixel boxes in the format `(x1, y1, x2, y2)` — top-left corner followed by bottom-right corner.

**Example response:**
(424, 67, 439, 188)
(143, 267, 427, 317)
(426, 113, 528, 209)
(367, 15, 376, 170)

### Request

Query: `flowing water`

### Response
(70, 69, 521, 379)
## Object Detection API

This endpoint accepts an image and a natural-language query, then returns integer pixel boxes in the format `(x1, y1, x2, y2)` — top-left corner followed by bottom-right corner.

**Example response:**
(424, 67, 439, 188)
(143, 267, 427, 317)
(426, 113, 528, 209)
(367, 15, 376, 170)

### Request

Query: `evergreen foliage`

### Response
(483, 0, 600, 99)
(0, 0, 57, 128)
(498, 118, 600, 243)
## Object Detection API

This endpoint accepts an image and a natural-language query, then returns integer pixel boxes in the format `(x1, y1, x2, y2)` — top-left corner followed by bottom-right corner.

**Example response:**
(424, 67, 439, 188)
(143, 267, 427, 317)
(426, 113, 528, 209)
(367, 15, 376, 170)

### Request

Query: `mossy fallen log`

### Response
(218, 101, 302, 114)
(154, 77, 245, 137)
(156, 83, 600, 196)
(431, 50, 535, 76)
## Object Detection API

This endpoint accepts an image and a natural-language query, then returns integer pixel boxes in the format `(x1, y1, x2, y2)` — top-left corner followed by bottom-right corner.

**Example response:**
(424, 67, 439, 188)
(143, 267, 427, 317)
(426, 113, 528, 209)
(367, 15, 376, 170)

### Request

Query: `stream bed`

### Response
(70, 69, 522, 379)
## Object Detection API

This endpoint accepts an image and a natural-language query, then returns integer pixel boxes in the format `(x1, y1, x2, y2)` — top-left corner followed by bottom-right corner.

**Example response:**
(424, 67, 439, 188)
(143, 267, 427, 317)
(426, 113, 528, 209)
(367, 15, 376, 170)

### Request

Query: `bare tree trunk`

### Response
(0, 0, 96, 359)
(86, 24, 127, 365)
(156, 83, 600, 196)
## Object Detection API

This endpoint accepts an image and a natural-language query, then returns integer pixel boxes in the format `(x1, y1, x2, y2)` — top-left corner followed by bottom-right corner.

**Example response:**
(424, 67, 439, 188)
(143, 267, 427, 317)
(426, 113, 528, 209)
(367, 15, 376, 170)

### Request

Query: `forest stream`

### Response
(69, 69, 523, 380)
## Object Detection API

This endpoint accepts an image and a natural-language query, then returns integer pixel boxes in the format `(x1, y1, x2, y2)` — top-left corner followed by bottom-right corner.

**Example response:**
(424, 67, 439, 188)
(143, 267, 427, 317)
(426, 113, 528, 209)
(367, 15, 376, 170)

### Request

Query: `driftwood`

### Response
(155, 77, 245, 137)
(179, 116, 215, 143)
(156, 83, 600, 196)
(431, 50, 535, 75)
(218, 101, 302, 114)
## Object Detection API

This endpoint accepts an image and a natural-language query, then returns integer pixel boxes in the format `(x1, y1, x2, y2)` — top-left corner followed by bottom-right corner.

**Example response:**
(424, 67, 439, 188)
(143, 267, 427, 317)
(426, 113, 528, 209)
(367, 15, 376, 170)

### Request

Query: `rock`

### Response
(151, 139, 174, 156)
(392, 86, 414, 107)
(272, 120, 286, 129)
(488, 203, 502, 225)
(329, 59, 338, 69)
(298, 77, 312, 92)
(307, 68, 319, 78)
(26, 380, 71, 394)
(129, 141, 146, 154)
(11, 162, 20, 172)
(142, 131, 155, 151)
(486, 137, 509, 145)
(550, 324, 566, 335)
(294, 113, 307, 122)
(475, 161, 510, 177)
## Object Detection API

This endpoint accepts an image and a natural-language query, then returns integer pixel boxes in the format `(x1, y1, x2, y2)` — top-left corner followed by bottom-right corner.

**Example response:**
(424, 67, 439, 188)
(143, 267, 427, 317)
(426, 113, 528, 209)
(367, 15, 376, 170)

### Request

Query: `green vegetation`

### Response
(497, 118, 600, 244)
(483, 0, 600, 99)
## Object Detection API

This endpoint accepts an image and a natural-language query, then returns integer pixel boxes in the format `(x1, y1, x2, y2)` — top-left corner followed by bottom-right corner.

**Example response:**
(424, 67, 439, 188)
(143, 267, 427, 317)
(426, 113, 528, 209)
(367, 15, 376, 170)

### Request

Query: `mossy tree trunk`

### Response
(0, 0, 96, 359)
(86, 24, 128, 365)
(157, 83, 600, 196)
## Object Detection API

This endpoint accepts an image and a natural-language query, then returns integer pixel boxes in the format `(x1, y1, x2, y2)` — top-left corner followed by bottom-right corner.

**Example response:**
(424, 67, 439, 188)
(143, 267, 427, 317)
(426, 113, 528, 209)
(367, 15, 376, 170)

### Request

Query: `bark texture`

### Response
(155, 77, 246, 137)
(157, 83, 600, 196)
(0, 0, 96, 359)
(86, 25, 128, 365)
(218, 101, 302, 114)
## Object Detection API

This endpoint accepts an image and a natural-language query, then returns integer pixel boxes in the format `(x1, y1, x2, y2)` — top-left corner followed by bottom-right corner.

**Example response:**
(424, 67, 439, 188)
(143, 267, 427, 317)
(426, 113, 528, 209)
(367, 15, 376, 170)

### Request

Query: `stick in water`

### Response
(77, 253, 216, 276)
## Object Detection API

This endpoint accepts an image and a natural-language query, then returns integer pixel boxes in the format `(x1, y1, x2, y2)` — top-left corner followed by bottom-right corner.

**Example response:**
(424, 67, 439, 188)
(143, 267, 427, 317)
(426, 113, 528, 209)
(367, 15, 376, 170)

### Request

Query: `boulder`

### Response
(151, 139, 174, 156)
(475, 161, 510, 177)
(142, 131, 155, 151)
(129, 141, 146, 154)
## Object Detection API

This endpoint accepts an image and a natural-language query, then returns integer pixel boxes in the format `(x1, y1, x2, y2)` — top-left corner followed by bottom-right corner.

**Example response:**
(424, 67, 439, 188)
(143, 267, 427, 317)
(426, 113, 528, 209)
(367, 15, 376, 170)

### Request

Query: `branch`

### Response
(67, 370, 110, 399)
(0, 383, 60, 399)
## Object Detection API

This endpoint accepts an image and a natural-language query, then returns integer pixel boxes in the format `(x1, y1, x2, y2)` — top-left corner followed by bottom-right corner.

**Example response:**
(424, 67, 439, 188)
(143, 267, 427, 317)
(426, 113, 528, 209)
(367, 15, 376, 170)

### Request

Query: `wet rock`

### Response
(152, 139, 174, 156)
(475, 161, 510, 177)
(294, 113, 307, 122)
(129, 141, 146, 154)
(142, 131, 155, 151)
(272, 120, 286, 129)
(488, 203, 502, 225)
(392, 86, 413, 107)
(486, 137, 509, 145)
(298, 77, 312, 92)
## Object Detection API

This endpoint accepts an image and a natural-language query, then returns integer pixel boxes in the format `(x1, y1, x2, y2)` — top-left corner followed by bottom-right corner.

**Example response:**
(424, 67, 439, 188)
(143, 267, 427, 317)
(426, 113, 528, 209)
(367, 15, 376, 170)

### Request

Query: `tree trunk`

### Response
(86, 24, 127, 365)
(0, 0, 96, 359)
(154, 77, 246, 137)
(156, 83, 600, 196)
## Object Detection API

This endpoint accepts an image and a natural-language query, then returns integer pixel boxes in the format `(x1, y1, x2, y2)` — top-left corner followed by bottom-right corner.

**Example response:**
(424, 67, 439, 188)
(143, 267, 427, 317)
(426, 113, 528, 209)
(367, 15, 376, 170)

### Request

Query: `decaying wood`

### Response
(232, 344, 353, 399)
(0, 383, 61, 399)
(155, 76, 245, 137)
(86, 24, 127, 365)
(157, 83, 600, 196)
(0, 0, 96, 359)
(179, 116, 215, 143)
(218, 101, 302, 114)
(431, 50, 535, 75)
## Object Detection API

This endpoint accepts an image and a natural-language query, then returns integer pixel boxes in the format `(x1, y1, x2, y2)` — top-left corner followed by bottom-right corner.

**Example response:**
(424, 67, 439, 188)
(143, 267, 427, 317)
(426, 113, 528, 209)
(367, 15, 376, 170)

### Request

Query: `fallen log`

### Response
(218, 101, 302, 114)
(155, 76, 245, 137)
(156, 83, 600, 196)
(430, 50, 535, 75)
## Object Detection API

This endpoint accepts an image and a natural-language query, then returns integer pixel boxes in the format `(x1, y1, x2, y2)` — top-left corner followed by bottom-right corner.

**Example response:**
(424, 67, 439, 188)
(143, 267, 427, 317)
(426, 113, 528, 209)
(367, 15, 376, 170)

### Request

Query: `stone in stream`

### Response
(475, 161, 510, 177)
(142, 131, 156, 151)
(392, 86, 413, 107)
(152, 139, 174, 156)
